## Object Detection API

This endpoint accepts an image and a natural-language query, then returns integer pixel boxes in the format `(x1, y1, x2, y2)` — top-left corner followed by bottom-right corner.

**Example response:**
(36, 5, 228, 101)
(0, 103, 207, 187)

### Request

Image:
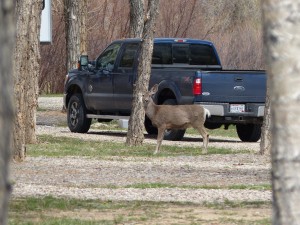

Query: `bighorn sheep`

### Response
(143, 84, 210, 154)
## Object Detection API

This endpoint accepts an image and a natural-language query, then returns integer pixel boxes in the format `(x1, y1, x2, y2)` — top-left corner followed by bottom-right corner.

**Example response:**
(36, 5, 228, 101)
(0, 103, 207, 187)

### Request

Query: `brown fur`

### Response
(143, 84, 210, 154)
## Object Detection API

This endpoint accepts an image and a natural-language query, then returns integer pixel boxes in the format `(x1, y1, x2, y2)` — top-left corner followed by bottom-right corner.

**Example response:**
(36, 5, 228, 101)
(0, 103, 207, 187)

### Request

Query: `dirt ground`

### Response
(43, 204, 271, 225)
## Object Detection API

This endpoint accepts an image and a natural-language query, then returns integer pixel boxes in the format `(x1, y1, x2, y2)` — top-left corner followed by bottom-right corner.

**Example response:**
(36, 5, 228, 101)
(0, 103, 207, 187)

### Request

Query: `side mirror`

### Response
(78, 55, 89, 70)
(89, 60, 96, 67)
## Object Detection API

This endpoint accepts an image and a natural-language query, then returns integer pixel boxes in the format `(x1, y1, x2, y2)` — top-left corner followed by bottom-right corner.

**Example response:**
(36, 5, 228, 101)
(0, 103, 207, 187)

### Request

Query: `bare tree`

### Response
(79, 0, 88, 55)
(0, 0, 16, 223)
(40, 7, 66, 94)
(39, 0, 264, 93)
(129, 0, 144, 38)
(157, 0, 197, 37)
(260, 86, 271, 155)
(262, 0, 300, 223)
(126, 0, 160, 146)
(64, 0, 80, 70)
(62, 0, 87, 111)
(13, 0, 43, 161)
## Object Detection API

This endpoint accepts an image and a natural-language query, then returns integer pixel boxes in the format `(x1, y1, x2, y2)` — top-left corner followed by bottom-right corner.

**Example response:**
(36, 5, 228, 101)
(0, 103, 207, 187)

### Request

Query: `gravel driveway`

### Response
(11, 97, 272, 204)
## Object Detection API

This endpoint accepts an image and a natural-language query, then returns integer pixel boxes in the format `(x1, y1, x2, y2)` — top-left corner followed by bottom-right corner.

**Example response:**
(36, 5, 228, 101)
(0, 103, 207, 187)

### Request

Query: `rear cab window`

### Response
(152, 39, 220, 66)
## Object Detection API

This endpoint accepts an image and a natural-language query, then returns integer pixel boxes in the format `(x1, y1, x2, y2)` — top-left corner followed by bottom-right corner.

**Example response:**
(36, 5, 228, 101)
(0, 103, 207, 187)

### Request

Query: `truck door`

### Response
(86, 43, 121, 111)
(113, 42, 139, 113)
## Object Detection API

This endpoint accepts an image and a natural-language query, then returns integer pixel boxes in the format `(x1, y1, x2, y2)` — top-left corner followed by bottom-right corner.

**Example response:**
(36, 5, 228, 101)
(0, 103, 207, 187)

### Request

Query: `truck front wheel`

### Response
(236, 124, 261, 142)
(67, 94, 92, 133)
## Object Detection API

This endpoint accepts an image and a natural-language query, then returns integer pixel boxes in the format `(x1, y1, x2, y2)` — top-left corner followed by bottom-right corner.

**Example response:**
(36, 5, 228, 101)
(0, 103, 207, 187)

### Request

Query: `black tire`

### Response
(236, 124, 261, 142)
(144, 116, 158, 135)
(162, 99, 186, 141)
(67, 94, 92, 133)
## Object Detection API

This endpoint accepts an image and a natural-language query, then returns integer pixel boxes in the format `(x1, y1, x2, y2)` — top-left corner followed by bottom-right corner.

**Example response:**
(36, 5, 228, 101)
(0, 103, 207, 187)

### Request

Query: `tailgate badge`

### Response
(202, 92, 210, 96)
(234, 86, 245, 92)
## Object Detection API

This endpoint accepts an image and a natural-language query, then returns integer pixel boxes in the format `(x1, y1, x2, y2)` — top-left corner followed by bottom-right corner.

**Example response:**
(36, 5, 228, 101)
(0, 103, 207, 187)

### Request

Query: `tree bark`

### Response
(13, 0, 43, 161)
(79, 0, 88, 55)
(129, 0, 145, 38)
(260, 84, 272, 155)
(262, 0, 300, 224)
(126, 0, 160, 146)
(64, 0, 80, 70)
(26, 1, 43, 144)
(0, 0, 16, 223)
(63, 0, 87, 112)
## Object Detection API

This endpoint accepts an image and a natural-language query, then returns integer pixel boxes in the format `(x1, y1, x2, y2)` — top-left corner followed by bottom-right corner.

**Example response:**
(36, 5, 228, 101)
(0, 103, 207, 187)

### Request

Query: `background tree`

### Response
(79, 0, 88, 55)
(64, 0, 80, 70)
(157, 0, 197, 37)
(62, 0, 87, 111)
(260, 87, 271, 155)
(39, 0, 264, 94)
(0, 0, 16, 223)
(13, 0, 43, 161)
(262, 0, 300, 223)
(126, 0, 159, 146)
(129, 0, 144, 38)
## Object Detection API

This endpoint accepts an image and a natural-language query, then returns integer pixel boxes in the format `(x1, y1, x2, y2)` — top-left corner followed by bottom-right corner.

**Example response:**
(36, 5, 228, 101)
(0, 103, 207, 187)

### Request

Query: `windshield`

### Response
(96, 43, 121, 71)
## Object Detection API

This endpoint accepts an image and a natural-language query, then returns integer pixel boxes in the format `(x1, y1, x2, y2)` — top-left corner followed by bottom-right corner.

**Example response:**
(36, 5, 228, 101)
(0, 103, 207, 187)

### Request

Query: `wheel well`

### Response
(157, 88, 176, 105)
(66, 85, 83, 107)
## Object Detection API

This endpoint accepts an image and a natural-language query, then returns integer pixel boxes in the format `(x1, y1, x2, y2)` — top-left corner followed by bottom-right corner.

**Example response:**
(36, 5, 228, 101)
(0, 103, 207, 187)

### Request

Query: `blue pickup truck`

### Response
(64, 38, 266, 142)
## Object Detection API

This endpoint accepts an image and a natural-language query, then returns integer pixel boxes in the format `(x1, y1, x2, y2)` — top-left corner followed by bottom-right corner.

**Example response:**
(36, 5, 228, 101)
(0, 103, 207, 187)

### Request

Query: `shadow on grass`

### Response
(86, 130, 241, 143)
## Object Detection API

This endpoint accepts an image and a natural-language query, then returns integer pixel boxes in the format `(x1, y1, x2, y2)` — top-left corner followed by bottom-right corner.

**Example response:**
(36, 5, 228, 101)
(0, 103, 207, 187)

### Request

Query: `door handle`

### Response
(235, 77, 243, 82)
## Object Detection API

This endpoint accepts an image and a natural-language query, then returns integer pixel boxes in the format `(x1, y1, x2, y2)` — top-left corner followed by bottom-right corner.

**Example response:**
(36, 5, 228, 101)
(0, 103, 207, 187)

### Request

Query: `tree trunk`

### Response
(63, 0, 86, 112)
(25, 1, 43, 144)
(262, 0, 300, 224)
(64, 0, 80, 70)
(13, 0, 43, 161)
(260, 84, 272, 155)
(129, 0, 145, 38)
(126, 0, 160, 146)
(79, 0, 88, 55)
(0, 0, 16, 223)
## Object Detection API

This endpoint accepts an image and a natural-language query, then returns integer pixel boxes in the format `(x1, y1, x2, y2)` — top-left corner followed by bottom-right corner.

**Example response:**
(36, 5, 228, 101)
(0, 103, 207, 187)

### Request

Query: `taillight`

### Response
(174, 39, 187, 43)
(193, 78, 202, 95)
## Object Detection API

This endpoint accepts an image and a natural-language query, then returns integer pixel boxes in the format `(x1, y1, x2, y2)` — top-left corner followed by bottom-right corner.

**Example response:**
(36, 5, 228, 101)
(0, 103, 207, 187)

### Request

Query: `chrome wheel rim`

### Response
(69, 102, 79, 127)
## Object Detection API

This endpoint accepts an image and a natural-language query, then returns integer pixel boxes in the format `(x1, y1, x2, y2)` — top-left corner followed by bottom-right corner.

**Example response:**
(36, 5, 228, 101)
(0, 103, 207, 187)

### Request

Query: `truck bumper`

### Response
(195, 102, 265, 124)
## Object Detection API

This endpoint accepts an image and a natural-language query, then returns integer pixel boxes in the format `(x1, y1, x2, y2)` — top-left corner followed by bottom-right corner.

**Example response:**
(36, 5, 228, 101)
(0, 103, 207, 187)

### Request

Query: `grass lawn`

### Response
(27, 134, 250, 158)
(9, 196, 271, 225)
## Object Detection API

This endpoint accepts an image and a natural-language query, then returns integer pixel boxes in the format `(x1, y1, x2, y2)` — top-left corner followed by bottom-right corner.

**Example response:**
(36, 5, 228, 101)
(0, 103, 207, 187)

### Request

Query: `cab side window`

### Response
(96, 43, 121, 71)
(119, 43, 139, 68)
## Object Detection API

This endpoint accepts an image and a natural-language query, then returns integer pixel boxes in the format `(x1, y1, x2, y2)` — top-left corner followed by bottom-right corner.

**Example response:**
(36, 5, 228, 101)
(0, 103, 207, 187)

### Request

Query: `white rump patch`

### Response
(204, 108, 211, 119)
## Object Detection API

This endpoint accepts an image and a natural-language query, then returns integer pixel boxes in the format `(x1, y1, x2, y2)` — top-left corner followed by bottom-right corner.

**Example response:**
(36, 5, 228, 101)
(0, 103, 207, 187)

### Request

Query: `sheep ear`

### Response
(150, 84, 158, 95)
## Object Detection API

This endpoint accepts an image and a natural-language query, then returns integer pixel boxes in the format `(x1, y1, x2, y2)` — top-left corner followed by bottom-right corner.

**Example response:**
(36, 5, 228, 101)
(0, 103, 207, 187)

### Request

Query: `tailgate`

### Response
(198, 70, 266, 103)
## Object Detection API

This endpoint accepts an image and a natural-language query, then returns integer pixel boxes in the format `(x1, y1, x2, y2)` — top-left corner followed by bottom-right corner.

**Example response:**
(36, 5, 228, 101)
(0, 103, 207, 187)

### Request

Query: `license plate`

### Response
(230, 104, 245, 113)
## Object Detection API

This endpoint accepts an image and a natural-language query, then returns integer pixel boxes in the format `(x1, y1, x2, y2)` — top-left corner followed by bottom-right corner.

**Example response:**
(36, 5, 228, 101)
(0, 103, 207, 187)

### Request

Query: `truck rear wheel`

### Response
(236, 124, 261, 142)
(67, 94, 91, 133)
(162, 99, 186, 141)
(144, 116, 158, 135)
